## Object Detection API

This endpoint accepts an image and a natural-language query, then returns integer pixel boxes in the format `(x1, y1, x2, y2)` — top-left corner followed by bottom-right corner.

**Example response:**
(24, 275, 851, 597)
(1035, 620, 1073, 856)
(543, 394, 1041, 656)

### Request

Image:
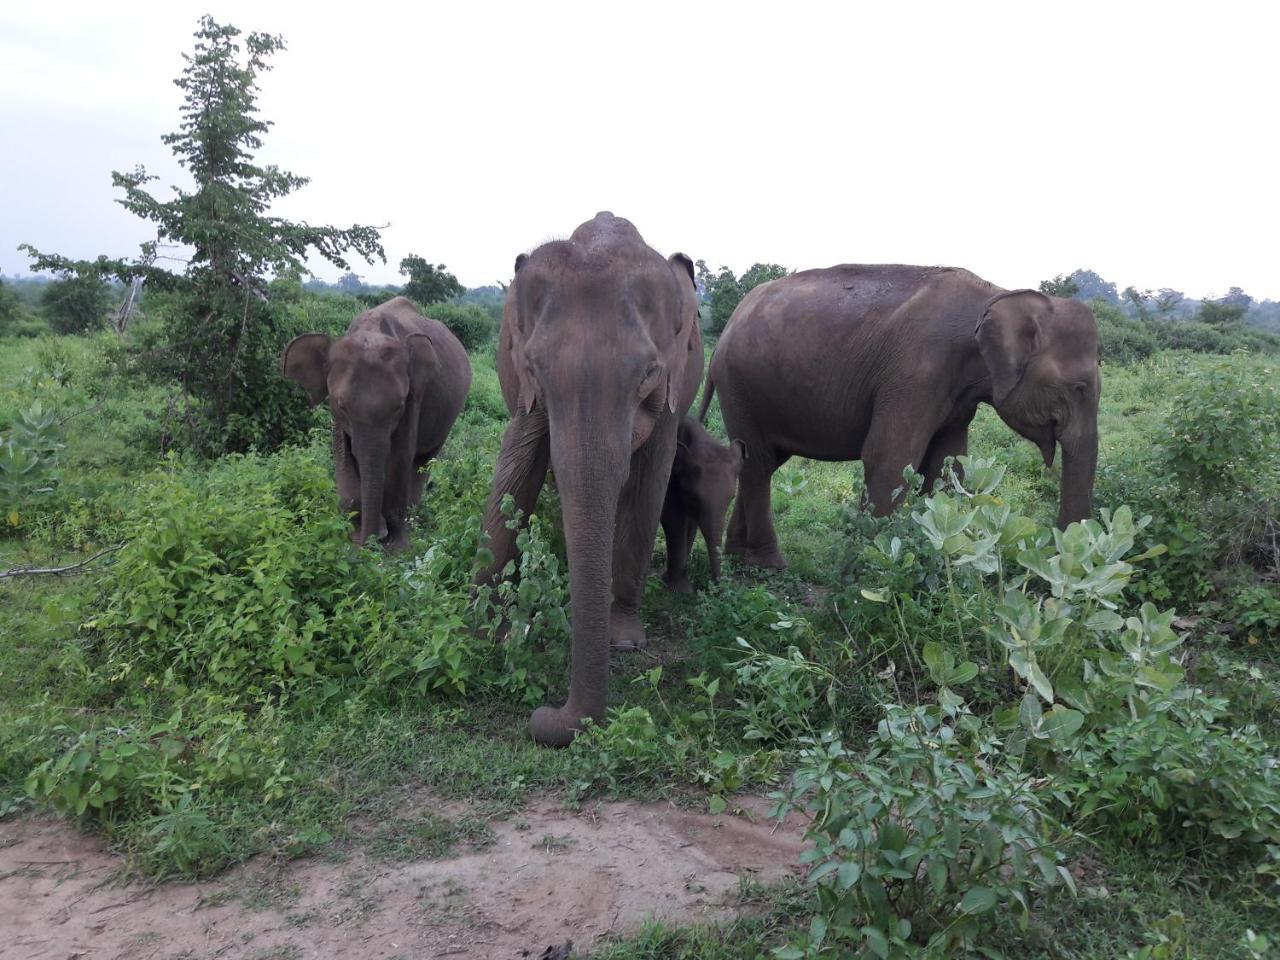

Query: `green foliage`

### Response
(39, 272, 112, 335)
(470, 498, 571, 706)
(0, 400, 65, 518)
(1092, 300, 1158, 365)
(1197, 297, 1248, 328)
(774, 708, 1071, 959)
(86, 446, 490, 704)
(697, 260, 790, 336)
(1152, 320, 1279, 355)
(773, 457, 1278, 954)
(1159, 362, 1280, 503)
(399, 254, 464, 306)
(20, 16, 385, 456)
(1039, 273, 1080, 298)
(425, 302, 495, 352)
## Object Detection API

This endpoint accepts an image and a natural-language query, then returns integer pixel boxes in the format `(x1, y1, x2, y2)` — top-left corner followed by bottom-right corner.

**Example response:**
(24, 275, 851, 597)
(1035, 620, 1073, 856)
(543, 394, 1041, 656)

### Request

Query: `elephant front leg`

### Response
(861, 410, 935, 516)
(611, 420, 679, 650)
(660, 493, 694, 594)
(381, 426, 419, 552)
(333, 424, 362, 538)
(476, 407, 550, 585)
(698, 507, 724, 583)
(920, 419, 971, 494)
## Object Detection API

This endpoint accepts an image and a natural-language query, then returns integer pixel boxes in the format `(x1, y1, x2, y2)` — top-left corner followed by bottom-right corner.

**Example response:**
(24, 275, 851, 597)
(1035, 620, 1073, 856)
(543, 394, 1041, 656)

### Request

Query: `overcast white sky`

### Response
(3, 1, 1278, 299)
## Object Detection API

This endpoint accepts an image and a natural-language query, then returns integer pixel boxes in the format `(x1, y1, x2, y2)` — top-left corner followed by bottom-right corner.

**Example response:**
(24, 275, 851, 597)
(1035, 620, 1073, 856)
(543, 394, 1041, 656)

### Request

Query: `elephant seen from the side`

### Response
(476, 212, 703, 747)
(660, 416, 745, 593)
(282, 296, 472, 551)
(700, 265, 1101, 569)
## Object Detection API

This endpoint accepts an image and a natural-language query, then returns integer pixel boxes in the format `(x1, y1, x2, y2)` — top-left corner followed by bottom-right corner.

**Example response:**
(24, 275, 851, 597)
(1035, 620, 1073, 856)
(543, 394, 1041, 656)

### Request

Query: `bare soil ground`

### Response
(0, 795, 806, 960)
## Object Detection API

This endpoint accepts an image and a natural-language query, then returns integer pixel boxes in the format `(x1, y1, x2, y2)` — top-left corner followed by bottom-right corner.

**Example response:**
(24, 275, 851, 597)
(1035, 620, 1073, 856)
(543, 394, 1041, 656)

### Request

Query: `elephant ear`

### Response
(664, 252, 699, 413)
(281, 333, 332, 406)
(504, 283, 539, 415)
(975, 290, 1048, 404)
(405, 333, 441, 398)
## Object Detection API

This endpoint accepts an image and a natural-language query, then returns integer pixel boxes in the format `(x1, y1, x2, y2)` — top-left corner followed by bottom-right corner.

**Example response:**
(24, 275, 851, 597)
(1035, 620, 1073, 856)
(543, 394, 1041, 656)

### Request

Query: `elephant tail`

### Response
(696, 376, 716, 424)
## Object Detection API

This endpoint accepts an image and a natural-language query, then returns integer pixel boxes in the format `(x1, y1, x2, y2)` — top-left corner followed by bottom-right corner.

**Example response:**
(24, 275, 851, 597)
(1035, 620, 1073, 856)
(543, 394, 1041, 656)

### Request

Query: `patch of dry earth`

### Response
(0, 795, 805, 959)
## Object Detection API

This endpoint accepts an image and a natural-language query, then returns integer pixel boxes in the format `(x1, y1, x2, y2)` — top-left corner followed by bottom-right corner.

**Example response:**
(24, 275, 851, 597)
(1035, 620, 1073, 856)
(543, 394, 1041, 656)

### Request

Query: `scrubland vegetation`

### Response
(2, 305, 1278, 957)
(4, 15, 1279, 960)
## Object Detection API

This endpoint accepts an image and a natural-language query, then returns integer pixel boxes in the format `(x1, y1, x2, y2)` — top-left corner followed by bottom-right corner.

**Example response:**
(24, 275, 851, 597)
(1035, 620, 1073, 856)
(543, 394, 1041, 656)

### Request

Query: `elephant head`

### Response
(673, 417, 745, 573)
(282, 325, 439, 547)
(976, 289, 1101, 528)
(506, 212, 700, 745)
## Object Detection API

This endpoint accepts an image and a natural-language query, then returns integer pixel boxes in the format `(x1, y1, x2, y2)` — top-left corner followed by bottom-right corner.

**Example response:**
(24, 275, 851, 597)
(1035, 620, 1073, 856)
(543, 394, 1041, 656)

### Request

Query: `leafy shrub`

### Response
(568, 667, 781, 809)
(40, 273, 112, 335)
(426, 302, 496, 352)
(774, 703, 1072, 958)
(85, 445, 475, 704)
(1067, 701, 1280, 864)
(1106, 360, 1280, 605)
(1159, 362, 1280, 504)
(1092, 301, 1158, 365)
(1152, 320, 1280, 355)
(469, 498, 571, 706)
(0, 400, 65, 519)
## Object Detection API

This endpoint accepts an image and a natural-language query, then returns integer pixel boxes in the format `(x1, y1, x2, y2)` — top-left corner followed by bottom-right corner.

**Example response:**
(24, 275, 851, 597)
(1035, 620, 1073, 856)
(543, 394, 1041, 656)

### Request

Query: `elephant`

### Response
(476, 212, 703, 747)
(281, 296, 472, 551)
(699, 265, 1101, 569)
(660, 416, 745, 593)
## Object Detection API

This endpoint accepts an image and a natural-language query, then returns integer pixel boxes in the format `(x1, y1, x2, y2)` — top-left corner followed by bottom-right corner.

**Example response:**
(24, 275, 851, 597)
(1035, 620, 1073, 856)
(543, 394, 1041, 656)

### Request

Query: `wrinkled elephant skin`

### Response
(701, 266, 1100, 569)
(476, 213, 702, 747)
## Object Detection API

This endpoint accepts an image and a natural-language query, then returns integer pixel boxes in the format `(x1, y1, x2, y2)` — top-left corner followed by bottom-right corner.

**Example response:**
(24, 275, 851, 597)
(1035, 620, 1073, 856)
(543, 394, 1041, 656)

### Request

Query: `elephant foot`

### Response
(740, 547, 787, 570)
(383, 530, 411, 553)
(530, 704, 591, 747)
(609, 604, 649, 651)
(663, 572, 695, 594)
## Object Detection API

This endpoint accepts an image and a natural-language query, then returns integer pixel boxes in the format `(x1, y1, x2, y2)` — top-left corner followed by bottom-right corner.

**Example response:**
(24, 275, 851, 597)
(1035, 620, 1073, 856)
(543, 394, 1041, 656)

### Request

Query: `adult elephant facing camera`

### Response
(282, 297, 471, 552)
(702, 265, 1101, 569)
(476, 212, 703, 747)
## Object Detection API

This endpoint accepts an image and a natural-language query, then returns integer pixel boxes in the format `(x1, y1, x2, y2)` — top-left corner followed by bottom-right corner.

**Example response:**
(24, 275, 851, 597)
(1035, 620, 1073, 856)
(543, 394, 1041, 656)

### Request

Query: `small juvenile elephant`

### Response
(660, 417, 745, 592)
(282, 297, 471, 551)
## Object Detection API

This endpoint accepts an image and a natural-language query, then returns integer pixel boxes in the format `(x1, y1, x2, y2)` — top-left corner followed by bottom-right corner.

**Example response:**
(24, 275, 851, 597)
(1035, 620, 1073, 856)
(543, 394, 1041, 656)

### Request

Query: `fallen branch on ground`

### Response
(0, 543, 127, 580)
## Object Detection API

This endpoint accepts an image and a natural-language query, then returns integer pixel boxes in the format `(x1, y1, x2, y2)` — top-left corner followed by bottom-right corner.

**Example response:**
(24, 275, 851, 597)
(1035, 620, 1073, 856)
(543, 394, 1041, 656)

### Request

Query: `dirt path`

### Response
(0, 796, 806, 959)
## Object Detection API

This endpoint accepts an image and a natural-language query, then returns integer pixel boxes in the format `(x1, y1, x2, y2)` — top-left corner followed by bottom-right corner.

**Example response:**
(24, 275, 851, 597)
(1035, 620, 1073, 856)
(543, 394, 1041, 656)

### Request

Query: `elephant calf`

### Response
(282, 296, 472, 551)
(660, 417, 745, 592)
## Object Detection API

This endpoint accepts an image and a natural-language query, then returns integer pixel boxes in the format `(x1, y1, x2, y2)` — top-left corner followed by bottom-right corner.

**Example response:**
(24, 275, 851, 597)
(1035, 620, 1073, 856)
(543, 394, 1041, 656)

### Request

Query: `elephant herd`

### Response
(282, 211, 1102, 747)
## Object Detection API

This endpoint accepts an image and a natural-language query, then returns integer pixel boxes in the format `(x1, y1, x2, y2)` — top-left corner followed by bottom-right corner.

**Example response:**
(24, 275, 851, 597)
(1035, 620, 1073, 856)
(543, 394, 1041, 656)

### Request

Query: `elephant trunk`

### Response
(530, 431, 625, 747)
(1057, 426, 1098, 529)
(353, 434, 390, 546)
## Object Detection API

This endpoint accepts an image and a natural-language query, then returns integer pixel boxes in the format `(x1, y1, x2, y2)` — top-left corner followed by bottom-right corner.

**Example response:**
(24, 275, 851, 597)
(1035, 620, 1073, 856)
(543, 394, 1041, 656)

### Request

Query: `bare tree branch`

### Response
(0, 543, 126, 580)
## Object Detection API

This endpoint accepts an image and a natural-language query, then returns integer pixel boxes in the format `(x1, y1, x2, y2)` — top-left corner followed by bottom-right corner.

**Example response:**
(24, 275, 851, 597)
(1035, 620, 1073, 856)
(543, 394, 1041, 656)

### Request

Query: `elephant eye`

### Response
(639, 362, 662, 393)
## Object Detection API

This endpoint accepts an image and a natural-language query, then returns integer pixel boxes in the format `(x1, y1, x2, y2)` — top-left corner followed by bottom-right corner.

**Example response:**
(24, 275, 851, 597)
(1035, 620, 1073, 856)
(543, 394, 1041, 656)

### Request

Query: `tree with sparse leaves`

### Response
(20, 16, 384, 454)
(399, 255, 464, 307)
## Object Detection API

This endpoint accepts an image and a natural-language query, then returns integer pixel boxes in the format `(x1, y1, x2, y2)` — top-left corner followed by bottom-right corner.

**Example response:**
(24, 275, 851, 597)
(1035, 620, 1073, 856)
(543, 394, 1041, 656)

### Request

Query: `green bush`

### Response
(774, 705, 1072, 959)
(85, 445, 475, 704)
(0, 400, 65, 517)
(1092, 301, 1158, 365)
(40, 273, 112, 335)
(425, 301, 496, 352)
(1152, 320, 1280, 355)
